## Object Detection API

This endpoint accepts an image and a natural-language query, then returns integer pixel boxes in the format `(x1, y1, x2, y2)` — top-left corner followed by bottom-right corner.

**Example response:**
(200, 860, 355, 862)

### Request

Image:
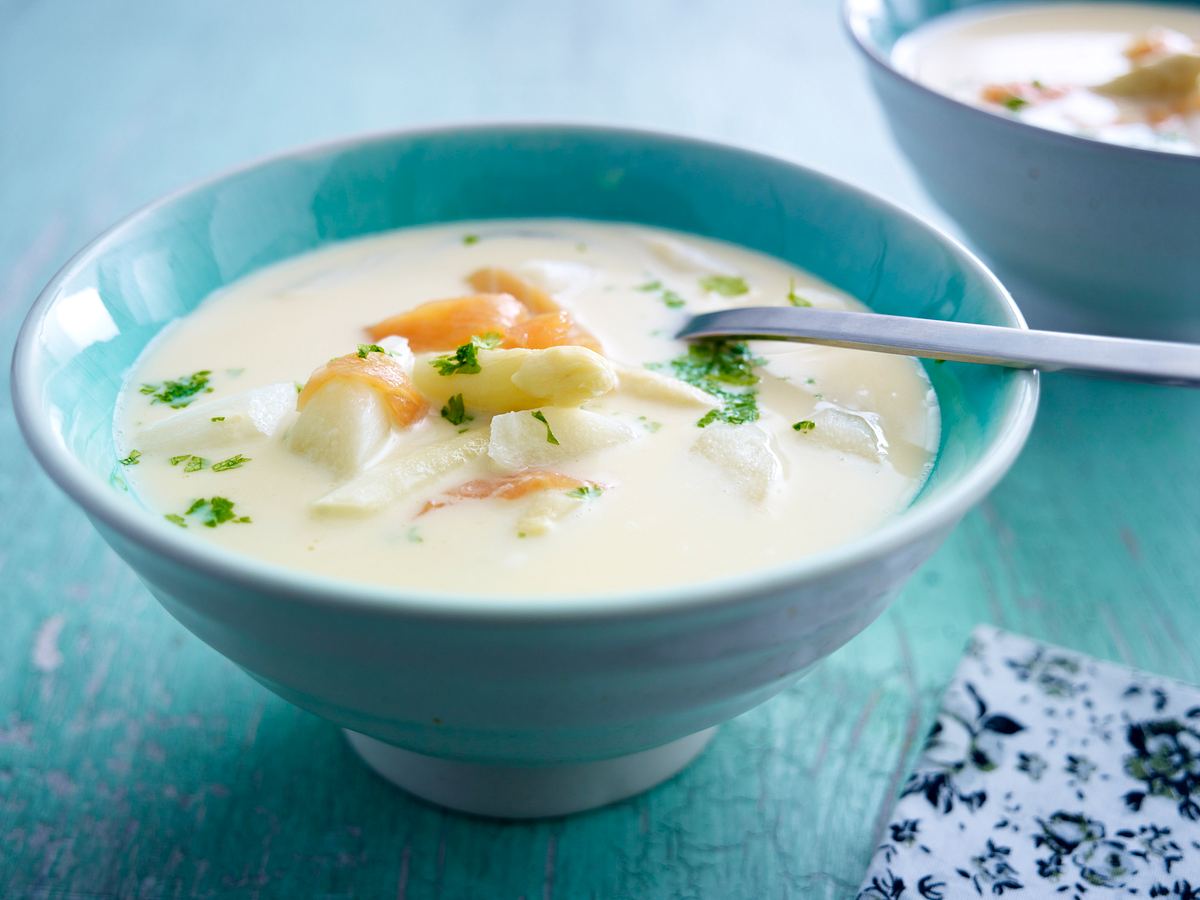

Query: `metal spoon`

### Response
(677, 307, 1200, 387)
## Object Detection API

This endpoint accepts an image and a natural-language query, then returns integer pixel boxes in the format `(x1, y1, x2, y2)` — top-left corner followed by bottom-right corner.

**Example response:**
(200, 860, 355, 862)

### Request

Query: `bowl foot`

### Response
(343, 727, 717, 818)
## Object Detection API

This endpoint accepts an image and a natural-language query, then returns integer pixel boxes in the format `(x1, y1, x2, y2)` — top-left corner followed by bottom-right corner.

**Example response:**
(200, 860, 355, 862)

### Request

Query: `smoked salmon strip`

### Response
(505, 310, 604, 354)
(298, 351, 428, 428)
(467, 267, 561, 315)
(367, 293, 528, 350)
(420, 469, 593, 515)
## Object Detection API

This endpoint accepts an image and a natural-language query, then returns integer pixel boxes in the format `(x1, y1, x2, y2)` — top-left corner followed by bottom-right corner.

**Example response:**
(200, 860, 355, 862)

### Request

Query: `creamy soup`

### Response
(895, 3, 1200, 154)
(114, 221, 939, 596)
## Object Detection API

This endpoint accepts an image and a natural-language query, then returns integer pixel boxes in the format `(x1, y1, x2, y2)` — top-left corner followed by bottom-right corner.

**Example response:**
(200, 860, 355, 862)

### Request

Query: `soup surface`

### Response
(115, 221, 939, 596)
(894, 3, 1200, 154)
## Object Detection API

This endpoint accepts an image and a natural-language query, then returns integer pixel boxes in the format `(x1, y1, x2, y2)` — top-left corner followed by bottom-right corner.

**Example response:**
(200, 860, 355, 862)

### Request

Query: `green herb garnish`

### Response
(179, 496, 251, 528)
(531, 410, 559, 445)
(357, 343, 386, 359)
(440, 393, 472, 426)
(699, 275, 749, 297)
(567, 485, 603, 500)
(164, 513, 187, 527)
(118, 450, 142, 466)
(1002, 95, 1028, 112)
(211, 454, 250, 472)
(786, 278, 812, 307)
(210, 416, 226, 422)
(462, 234, 480, 245)
(638, 280, 686, 309)
(659, 339, 765, 428)
(431, 333, 502, 375)
(432, 341, 481, 376)
(169, 454, 208, 473)
(637, 415, 663, 433)
(139, 370, 213, 408)
(793, 419, 816, 433)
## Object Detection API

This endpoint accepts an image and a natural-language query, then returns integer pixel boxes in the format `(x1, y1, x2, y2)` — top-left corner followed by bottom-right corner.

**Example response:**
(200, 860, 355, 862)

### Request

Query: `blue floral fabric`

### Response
(857, 626, 1200, 899)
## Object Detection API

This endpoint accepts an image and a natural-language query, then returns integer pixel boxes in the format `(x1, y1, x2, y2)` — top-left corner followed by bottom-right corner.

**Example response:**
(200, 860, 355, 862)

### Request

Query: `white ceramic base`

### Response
(344, 727, 717, 818)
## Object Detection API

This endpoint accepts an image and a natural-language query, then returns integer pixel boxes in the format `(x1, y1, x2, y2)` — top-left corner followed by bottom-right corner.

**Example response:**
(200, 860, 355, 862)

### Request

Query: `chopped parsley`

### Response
(139, 370, 213, 408)
(210, 416, 226, 422)
(440, 393, 472, 426)
(164, 513, 187, 527)
(179, 496, 251, 528)
(169, 454, 208, 473)
(462, 234, 480, 245)
(1002, 95, 1028, 112)
(786, 278, 812, 307)
(637, 415, 663, 433)
(117, 450, 142, 466)
(793, 419, 816, 433)
(431, 333, 502, 376)
(567, 485, 603, 500)
(699, 275, 749, 297)
(357, 343, 386, 358)
(531, 410, 559, 445)
(211, 453, 251, 472)
(659, 339, 765, 427)
(432, 342, 480, 376)
(637, 279, 686, 309)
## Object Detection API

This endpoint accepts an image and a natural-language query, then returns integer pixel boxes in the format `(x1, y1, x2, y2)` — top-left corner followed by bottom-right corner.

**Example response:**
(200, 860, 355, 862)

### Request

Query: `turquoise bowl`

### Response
(845, 0, 1200, 339)
(12, 125, 1037, 817)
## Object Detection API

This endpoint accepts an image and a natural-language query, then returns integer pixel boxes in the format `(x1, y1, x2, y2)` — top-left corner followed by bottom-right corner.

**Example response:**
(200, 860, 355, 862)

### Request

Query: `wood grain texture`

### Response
(1, 1, 1197, 897)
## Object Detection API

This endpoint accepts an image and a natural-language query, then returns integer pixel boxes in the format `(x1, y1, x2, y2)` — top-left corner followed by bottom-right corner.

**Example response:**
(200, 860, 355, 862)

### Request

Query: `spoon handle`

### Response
(677, 307, 1200, 387)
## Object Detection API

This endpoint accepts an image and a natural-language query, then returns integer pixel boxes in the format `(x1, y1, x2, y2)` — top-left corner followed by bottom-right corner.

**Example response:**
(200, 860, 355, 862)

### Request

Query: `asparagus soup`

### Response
(115, 221, 940, 596)
(894, 3, 1200, 154)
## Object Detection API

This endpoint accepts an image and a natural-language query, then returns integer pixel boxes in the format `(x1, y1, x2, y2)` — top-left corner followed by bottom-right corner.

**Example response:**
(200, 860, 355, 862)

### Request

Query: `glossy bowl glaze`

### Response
(12, 124, 1037, 817)
(845, 0, 1200, 339)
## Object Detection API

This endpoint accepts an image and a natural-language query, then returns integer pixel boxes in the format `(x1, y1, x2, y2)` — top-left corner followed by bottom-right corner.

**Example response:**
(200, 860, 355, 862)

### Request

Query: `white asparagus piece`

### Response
(806, 403, 888, 463)
(136, 383, 296, 453)
(613, 363, 719, 409)
(691, 423, 781, 503)
(411, 346, 616, 413)
(488, 407, 638, 470)
(313, 431, 490, 515)
(287, 380, 393, 477)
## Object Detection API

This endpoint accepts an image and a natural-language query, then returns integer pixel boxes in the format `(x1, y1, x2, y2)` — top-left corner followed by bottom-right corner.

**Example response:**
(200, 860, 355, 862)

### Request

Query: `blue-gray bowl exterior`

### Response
(846, 0, 1200, 338)
(14, 125, 1037, 765)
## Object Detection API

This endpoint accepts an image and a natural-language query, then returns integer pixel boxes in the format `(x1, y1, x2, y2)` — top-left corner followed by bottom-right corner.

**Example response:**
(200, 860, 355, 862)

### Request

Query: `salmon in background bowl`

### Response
(844, 0, 1200, 340)
(11, 124, 1037, 818)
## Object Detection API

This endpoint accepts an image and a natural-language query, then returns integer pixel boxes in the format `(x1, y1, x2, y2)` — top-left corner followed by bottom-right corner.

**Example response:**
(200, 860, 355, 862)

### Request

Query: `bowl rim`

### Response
(11, 121, 1039, 623)
(841, 0, 1200, 166)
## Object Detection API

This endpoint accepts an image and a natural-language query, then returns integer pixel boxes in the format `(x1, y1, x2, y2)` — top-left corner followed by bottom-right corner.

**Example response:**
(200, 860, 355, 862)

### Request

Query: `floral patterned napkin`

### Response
(857, 625, 1200, 899)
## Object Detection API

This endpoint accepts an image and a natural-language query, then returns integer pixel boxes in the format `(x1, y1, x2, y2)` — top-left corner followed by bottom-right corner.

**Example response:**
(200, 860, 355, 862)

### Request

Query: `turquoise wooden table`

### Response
(3, 2, 1198, 897)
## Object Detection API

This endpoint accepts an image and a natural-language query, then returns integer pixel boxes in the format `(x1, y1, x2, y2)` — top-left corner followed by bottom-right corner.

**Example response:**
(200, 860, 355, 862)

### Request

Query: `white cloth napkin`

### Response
(857, 625, 1200, 899)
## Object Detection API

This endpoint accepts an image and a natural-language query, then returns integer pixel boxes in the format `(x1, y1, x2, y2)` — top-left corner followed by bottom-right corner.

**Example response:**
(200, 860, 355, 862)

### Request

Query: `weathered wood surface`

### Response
(2, 1, 1197, 897)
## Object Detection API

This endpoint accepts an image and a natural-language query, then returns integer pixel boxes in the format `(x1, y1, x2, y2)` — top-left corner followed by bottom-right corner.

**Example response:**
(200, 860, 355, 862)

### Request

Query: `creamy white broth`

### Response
(895, 3, 1200, 154)
(116, 221, 939, 597)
